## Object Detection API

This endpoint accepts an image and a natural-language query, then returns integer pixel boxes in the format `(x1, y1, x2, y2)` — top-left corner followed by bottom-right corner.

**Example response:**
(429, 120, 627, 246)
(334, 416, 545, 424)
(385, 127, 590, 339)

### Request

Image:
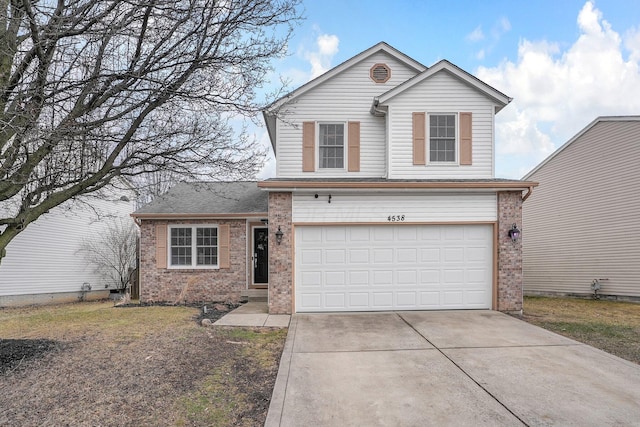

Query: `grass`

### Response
(521, 296, 640, 364)
(0, 301, 287, 426)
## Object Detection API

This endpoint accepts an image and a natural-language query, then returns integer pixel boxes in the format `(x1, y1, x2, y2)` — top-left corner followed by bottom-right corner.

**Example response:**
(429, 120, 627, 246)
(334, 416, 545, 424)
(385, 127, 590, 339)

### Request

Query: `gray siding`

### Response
(523, 119, 640, 298)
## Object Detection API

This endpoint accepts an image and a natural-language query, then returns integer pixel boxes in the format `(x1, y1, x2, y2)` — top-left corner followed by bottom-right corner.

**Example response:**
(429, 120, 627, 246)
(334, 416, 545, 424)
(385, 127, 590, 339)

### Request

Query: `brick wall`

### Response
(139, 218, 247, 304)
(268, 192, 293, 314)
(497, 191, 523, 313)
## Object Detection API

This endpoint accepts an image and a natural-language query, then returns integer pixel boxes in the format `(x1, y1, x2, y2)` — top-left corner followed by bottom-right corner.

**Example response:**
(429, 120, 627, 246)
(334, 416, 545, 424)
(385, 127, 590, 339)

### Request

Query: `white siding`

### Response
(275, 51, 420, 178)
(523, 120, 640, 298)
(0, 190, 136, 298)
(386, 72, 497, 179)
(292, 192, 497, 223)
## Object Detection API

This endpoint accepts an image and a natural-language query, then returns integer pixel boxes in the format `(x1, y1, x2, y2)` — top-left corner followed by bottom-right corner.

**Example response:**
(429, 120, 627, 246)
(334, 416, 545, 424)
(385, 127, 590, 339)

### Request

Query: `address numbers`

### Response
(387, 215, 406, 222)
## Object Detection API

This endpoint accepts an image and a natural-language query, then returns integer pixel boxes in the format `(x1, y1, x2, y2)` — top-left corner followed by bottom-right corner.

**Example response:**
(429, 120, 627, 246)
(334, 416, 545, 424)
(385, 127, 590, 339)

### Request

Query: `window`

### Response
(429, 114, 456, 162)
(319, 123, 344, 168)
(169, 225, 218, 268)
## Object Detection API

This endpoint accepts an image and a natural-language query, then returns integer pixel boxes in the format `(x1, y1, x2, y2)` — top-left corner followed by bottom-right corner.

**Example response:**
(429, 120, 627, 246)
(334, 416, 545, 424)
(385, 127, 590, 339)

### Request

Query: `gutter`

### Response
(522, 185, 535, 202)
(370, 98, 387, 116)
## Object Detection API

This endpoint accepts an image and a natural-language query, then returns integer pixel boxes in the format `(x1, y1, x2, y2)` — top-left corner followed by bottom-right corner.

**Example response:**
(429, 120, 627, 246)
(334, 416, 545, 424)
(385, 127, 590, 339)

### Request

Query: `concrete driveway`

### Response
(266, 311, 640, 426)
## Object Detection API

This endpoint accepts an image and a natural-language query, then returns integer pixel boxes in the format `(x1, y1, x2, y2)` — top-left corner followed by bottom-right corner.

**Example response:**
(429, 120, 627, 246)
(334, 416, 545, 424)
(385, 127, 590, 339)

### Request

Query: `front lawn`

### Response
(521, 296, 640, 364)
(0, 301, 286, 426)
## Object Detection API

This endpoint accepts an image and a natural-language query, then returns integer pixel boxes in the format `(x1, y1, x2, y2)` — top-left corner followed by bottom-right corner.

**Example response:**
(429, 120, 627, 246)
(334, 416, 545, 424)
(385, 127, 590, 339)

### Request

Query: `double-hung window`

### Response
(319, 123, 344, 169)
(169, 225, 218, 268)
(429, 114, 456, 162)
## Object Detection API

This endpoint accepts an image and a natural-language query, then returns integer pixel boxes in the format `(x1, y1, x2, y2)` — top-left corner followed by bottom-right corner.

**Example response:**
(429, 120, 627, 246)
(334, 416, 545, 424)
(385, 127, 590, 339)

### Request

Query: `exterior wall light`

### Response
(508, 224, 521, 241)
(275, 226, 284, 245)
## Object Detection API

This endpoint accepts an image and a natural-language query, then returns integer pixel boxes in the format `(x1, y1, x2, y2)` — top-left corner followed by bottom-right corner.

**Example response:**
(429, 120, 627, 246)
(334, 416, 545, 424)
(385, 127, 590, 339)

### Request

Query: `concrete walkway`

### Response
(213, 301, 290, 327)
(266, 310, 640, 426)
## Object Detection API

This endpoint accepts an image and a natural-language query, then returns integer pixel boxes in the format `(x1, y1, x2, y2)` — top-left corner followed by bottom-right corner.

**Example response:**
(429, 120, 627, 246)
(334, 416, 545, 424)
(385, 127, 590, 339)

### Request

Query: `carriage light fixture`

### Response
(275, 226, 284, 245)
(508, 224, 521, 241)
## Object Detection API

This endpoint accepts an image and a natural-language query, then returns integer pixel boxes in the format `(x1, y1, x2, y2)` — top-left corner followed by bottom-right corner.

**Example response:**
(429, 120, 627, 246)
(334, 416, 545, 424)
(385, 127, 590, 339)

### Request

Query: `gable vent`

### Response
(370, 63, 391, 83)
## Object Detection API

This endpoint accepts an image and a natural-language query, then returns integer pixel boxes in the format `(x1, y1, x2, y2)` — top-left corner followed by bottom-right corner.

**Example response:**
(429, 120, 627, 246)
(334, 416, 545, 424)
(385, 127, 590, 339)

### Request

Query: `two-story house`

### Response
(133, 42, 537, 314)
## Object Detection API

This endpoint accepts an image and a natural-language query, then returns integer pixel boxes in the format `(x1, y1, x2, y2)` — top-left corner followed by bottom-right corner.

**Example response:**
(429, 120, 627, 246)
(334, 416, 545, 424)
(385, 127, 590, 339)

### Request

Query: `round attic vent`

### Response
(370, 63, 391, 83)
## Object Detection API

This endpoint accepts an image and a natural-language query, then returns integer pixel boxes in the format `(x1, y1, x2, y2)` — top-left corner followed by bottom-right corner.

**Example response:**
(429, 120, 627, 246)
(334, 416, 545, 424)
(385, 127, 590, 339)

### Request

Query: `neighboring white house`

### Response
(0, 184, 137, 307)
(523, 116, 640, 300)
(134, 42, 537, 314)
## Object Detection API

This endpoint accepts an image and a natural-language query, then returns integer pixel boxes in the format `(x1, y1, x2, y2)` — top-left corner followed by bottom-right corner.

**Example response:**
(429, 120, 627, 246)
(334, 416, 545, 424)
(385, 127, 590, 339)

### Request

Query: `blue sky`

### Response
(257, 0, 640, 179)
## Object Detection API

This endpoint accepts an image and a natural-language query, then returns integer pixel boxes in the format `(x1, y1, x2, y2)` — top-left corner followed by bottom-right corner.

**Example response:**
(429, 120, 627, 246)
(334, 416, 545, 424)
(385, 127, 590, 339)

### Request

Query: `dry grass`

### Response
(0, 301, 286, 426)
(521, 296, 640, 364)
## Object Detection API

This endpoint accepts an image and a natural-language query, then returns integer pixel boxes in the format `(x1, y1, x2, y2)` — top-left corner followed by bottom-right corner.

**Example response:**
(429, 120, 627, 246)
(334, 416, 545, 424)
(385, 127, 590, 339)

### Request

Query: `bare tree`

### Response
(0, 0, 302, 260)
(78, 218, 137, 292)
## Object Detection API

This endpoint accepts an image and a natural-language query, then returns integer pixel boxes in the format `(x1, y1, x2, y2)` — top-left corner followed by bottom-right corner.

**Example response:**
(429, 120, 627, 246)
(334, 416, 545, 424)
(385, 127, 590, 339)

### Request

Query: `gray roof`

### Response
(134, 181, 267, 215)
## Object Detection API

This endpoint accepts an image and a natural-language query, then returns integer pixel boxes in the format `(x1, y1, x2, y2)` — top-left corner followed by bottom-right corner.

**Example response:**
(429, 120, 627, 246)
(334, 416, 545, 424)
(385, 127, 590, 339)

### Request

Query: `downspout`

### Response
(370, 98, 389, 178)
(522, 186, 534, 202)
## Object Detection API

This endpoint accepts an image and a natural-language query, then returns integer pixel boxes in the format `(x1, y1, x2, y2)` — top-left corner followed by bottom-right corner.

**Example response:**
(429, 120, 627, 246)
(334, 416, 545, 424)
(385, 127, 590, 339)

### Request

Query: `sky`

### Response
(256, 0, 640, 179)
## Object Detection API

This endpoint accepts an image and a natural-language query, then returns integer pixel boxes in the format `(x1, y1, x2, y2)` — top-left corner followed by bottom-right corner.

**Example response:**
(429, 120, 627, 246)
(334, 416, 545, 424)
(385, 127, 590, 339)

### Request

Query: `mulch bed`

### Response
(0, 339, 62, 375)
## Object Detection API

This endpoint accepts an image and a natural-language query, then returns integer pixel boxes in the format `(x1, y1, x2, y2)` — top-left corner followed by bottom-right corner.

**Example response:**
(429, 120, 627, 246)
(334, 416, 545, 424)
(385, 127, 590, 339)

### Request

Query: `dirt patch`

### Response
(0, 301, 286, 426)
(520, 296, 640, 364)
(0, 339, 61, 375)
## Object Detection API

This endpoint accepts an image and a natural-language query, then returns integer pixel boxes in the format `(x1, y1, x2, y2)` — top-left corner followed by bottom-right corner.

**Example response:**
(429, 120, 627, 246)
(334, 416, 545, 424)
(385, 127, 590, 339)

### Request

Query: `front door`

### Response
(252, 227, 269, 286)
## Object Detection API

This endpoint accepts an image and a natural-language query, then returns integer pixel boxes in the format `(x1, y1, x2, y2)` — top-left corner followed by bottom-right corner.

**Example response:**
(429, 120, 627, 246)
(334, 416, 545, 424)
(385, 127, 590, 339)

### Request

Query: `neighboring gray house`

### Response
(523, 116, 640, 300)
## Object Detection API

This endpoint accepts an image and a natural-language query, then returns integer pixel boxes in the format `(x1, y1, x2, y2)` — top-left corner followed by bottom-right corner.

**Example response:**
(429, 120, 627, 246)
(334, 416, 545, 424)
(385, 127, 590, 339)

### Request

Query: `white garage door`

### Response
(295, 224, 493, 312)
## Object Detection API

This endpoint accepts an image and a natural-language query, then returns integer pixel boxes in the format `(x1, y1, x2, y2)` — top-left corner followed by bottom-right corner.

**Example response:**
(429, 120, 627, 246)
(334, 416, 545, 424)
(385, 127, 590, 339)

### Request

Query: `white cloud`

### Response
(477, 1, 640, 178)
(469, 16, 511, 62)
(303, 34, 340, 80)
(467, 26, 485, 42)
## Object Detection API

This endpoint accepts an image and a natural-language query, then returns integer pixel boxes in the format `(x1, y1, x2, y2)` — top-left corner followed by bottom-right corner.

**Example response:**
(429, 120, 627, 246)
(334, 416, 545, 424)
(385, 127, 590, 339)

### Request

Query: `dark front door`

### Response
(253, 227, 268, 284)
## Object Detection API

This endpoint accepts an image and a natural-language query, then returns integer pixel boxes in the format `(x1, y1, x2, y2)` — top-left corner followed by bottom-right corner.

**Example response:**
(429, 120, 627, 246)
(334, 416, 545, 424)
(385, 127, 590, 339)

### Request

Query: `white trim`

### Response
(317, 121, 348, 171)
(376, 60, 511, 111)
(167, 224, 220, 269)
(427, 112, 459, 165)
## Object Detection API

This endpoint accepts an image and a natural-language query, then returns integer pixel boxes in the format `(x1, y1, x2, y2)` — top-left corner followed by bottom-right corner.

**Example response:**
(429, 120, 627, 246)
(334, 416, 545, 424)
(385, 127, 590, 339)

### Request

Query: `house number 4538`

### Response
(387, 215, 406, 222)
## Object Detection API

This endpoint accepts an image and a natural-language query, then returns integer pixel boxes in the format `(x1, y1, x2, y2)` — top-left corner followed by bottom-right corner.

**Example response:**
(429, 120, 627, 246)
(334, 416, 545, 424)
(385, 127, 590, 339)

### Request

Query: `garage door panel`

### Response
(349, 249, 369, 263)
(396, 292, 417, 306)
(373, 270, 393, 285)
(373, 248, 393, 263)
(349, 293, 369, 307)
(419, 291, 440, 306)
(421, 248, 441, 262)
(301, 249, 322, 264)
(397, 270, 418, 285)
(325, 271, 345, 286)
(326, 249, 346, 264)
(325, 293, 346, 308)
(372, 292, 393, 307)
(295, 225, 492, 312)
(349, 271, 369, 285)
(397, 248, 418, 263)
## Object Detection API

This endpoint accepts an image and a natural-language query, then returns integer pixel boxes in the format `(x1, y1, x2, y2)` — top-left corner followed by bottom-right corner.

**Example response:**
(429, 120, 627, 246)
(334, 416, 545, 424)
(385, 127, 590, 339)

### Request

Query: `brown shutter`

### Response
(412, 112, 426, 165)
(155, 224, 167, 269)
(302, 121, 315, 172)
(218, 224, 230, 268)
(347, 121, 360, 172)
(459, 112, 473, 165)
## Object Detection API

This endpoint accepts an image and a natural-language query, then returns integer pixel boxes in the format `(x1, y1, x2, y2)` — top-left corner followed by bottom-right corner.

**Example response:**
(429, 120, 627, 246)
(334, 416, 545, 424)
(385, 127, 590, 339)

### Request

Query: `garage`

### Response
(295, 224, 493, 312)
